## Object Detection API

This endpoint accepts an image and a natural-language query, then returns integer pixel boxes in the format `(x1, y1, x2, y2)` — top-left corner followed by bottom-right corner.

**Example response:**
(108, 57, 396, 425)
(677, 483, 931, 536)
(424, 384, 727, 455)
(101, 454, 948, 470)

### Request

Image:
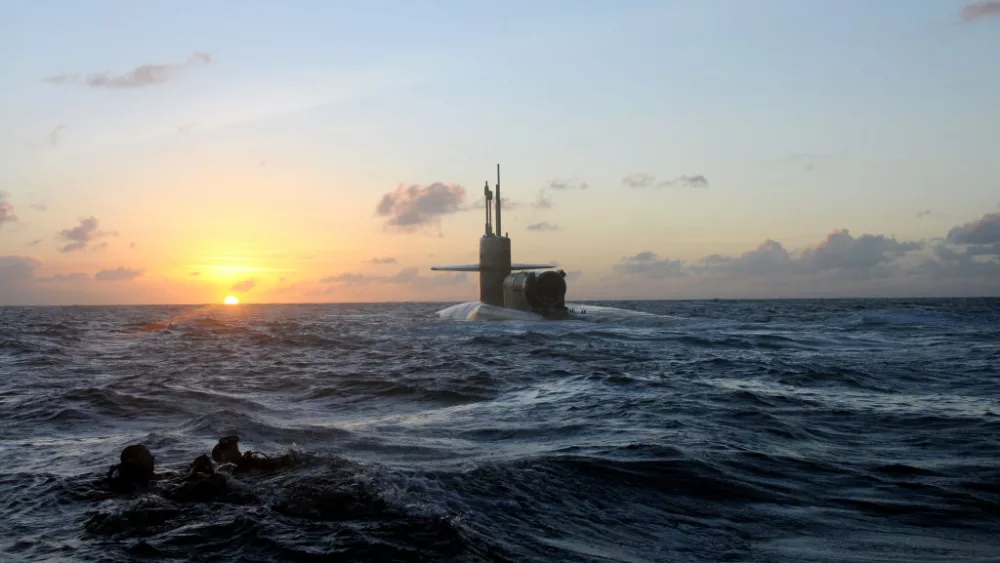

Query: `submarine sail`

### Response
(430, 164, 569, 318)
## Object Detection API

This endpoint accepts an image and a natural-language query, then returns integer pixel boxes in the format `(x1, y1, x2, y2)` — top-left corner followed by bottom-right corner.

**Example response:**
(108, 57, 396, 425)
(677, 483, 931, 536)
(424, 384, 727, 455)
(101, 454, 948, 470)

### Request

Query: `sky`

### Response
(1, 0, 999, 305)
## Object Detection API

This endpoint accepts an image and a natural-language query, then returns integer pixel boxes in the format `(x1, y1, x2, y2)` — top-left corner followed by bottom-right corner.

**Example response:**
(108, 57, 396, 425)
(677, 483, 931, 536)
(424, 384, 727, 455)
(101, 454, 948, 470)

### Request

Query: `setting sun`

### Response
(224, 296, 239, 305)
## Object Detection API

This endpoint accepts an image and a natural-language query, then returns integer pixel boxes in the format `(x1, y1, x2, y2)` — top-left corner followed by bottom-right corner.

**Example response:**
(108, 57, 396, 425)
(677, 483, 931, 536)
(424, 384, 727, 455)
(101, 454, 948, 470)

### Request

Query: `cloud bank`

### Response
(611, 213, 1000, 294)
(44, 52, 212, 89)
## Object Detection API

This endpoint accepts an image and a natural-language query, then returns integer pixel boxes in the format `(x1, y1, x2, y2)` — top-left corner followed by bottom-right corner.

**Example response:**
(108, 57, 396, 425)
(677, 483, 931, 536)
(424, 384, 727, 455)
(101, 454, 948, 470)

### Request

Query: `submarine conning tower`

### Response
(479, 234, 511, 307)
(479, 163, 511, 307)
(431, 164, 569, 317)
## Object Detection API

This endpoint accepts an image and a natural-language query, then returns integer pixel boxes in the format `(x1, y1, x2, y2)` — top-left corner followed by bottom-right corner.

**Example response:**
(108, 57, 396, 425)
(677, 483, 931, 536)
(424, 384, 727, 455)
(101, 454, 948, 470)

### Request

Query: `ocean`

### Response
(1, 299, 998, 562)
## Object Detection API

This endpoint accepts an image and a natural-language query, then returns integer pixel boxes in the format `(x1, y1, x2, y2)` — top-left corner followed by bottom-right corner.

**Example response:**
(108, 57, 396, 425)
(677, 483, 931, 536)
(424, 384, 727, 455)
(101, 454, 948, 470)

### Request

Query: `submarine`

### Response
(430, 164, 571, 319)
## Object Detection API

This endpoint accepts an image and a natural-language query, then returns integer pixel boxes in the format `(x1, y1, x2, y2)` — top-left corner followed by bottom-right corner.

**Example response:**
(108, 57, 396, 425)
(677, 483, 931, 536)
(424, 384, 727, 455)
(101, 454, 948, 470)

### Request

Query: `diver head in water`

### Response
(107, 443, 156, 487)
(212, 435, 242, 465)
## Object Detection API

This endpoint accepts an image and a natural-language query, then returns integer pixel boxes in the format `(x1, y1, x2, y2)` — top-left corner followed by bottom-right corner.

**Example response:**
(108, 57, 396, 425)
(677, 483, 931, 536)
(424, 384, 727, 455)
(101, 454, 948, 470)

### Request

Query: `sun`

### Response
(224, 296, 239, 305)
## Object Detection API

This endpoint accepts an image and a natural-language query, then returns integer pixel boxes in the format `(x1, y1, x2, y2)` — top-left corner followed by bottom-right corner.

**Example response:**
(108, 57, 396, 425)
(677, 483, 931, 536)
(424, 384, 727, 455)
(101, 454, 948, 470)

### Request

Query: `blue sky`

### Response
(1, 0, 999, 304)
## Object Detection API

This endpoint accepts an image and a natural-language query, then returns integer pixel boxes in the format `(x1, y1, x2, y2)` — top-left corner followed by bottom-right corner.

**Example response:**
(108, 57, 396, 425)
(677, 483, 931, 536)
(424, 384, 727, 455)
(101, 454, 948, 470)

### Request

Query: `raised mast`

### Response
(484, 181, 493, 236)
(495, 163, 502, 238)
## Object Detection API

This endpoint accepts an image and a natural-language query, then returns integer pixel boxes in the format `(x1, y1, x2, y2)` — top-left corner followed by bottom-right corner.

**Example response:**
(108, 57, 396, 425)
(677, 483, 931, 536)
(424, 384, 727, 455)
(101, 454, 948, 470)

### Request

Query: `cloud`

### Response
(623, 173, 709, 188)
(945, 212, 1000, 245)
(910, 244, 1000, 279)
(616, 229, 924, 284)
(38, 273, 89, 283)
(47, 125, 67, 147)
(95, 267, 144, 282)
(798, 230, 921, 277)
(57, 217, 117, 252)
(320, 272, 381, 285)
(176, 122, 199, 133)
(375, 182, 467, 231)
(43, 52, 212, 89)
(28, 239, 42, 246)
(370, 257, 398, 264)
(321, 267, 469, 288)
(190, 271, 201, 277)
(0, 256, 40, 284)
(526, 222, 561, 232)
(0, 193, 16, 228)
(30, 203, 47, 212)
(961, 1, 1000, 21)
(622, 173, 656, 189)
(916, 210, 932, 218)
(533, 191, 554, 210)
(696, 230, 921, 280)
(613, 251, 687, 279)
(657, 175, 709, 188)
(230, 279, 256, 292)
(130, 242, 137, 250)
(548, 179, 589, 190)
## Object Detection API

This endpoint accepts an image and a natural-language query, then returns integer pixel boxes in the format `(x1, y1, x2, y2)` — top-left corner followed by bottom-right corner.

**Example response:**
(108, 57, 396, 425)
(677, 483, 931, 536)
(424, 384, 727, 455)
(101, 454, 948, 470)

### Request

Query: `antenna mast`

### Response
(484, 181, 493, 236)
(495, 163, 502, 238)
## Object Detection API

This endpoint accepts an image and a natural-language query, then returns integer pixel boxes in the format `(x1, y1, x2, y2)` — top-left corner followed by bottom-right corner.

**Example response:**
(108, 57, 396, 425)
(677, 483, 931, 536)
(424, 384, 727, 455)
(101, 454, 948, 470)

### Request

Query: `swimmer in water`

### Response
(105, 444, 157, 492)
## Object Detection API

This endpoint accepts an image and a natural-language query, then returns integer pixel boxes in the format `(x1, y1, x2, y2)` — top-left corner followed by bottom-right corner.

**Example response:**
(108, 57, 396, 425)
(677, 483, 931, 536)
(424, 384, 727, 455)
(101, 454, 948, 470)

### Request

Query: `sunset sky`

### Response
(2, 0, 999, 305)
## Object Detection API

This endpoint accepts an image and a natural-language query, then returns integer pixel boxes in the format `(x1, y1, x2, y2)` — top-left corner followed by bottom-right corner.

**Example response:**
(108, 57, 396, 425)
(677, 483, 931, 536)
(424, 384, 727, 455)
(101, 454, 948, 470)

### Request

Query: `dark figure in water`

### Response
(102, 437, 304, 502)
(211, 435, 302, 474)
(106, 444, 157, 491)
(212, 435, 242, 465)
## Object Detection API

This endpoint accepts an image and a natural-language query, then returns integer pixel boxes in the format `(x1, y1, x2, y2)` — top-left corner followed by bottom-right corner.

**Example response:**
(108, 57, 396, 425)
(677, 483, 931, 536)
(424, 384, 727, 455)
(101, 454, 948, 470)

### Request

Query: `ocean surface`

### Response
(1, 299, 998, 562)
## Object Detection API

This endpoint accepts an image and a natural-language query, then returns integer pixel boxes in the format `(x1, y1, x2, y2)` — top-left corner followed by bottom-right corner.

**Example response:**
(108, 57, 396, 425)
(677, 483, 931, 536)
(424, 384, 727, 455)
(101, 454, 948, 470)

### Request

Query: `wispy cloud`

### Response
(43, 52, 212, 89)
(526, 221, 561, 232)
(656, 175, 709, 188)
(27, 239, 42, 246)
(38, 273, 89, 283)
(321, 267, 469, 288)
(190, 271, 201, 277)
(47, 125, 67, 147)
(613, 251, 687, 279)
(961, 1, 1000, 21)
(0, 193, 17, 228)
(57, 217, 117, 252)
(230, 279, 256, 292)
(548, 179, 589, 190)
(30, 203, 47, 212)
(622, 173, 709, 189)
(95, 267, 144, 281)
(622, 173, 656, 189)
(375, 182, 467, 231)
(916, 210, 933, 218)
(176, 122, 199, 133)
(370, 257, 397, 264)
(533, 191, 554, 209)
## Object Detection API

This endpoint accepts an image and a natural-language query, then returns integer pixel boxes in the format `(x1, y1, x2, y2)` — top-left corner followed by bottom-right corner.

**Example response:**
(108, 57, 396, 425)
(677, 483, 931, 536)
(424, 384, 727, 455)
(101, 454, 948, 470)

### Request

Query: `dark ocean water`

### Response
(1, 299, 998, 562)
